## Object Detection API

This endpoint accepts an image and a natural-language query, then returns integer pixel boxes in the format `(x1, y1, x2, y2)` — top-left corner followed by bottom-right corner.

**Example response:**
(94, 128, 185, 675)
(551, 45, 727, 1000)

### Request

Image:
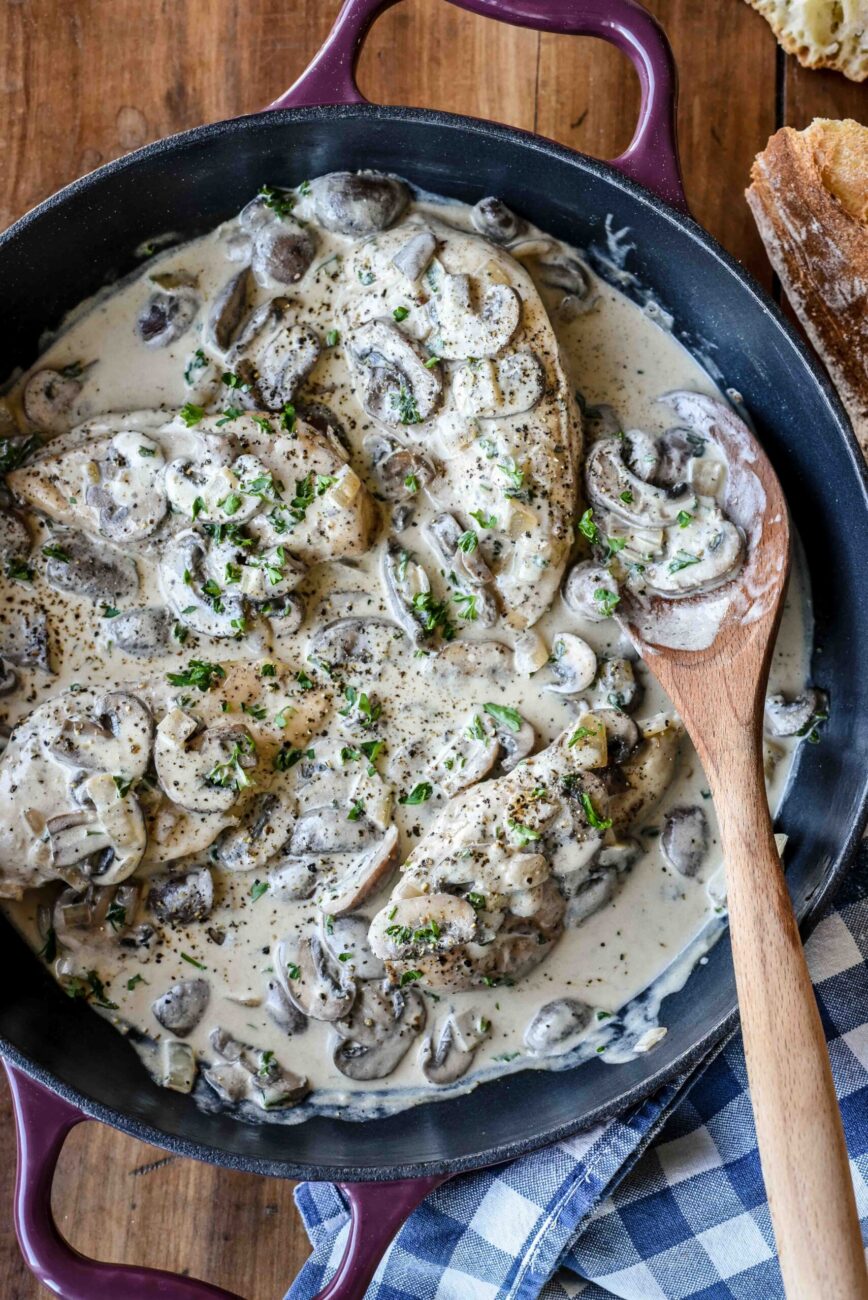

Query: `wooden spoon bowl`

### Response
(623, 394, 867, 1300)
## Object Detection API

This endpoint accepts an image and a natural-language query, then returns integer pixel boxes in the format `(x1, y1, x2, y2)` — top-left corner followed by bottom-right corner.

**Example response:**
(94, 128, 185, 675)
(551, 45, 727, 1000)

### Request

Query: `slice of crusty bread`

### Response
(746, 0, 868, 81)
(747, 118, 868, 453)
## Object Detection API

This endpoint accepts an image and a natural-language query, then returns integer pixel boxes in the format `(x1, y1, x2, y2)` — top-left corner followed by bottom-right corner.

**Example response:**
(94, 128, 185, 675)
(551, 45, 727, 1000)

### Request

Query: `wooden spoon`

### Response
(622, 393, 868, 1300)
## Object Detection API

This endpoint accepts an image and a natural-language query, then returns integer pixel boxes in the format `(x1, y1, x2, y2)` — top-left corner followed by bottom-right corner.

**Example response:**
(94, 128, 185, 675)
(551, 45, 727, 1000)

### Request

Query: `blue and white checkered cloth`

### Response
(287, 843, 868, 1299)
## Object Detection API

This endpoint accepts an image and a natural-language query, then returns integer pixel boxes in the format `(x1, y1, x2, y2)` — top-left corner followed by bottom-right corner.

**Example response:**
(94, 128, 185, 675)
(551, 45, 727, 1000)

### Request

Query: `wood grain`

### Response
(0, 1, 864, 1296)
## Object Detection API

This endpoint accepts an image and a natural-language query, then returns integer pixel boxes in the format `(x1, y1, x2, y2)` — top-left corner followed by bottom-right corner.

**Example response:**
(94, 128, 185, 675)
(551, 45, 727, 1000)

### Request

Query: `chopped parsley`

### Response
(470, 509, 497, 530)
(453, 591, 477, 621)
(250, 880, 269, 902)
(180, 952, 207, 971)
(347, 799, 366, 822)
(42, 543, 70, 563)
(411, 591, 454, 639)
(126, 974, 146, 991)
(619, 490, 634, 504)
(593, 587, 620, 617)
(677, 510, 693, 528)
(457, 530, 478, 553)
(578, 508, 599, 543)
(399, 782, 433, 806)
(184, 349, 207, 384)
(399, 970, 423, 986)
(326, 328, 340, 347)
(273, 745, 314, 772)
(667, 550, 700, 574)
(404, 473, 419, 494)
(259, 183, 294, 218)
(507, 818, 540, 846)
(392, 305, 410, 322)
(483, 702, 522, 733)
(166, 660, 226, 692)
(6, 557, 34, 582)
(180, 402, 204, 427)
(581, 792, 613, 831)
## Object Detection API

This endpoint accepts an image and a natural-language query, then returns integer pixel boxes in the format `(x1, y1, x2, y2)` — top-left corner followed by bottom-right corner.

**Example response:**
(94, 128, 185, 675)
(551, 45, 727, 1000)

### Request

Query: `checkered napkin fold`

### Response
(286, 841, 868, 1300)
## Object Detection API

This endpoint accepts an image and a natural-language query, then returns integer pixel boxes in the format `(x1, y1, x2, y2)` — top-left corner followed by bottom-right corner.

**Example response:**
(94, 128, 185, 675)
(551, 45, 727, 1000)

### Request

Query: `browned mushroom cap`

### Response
(332, 982, 426, 1080)
(309, 171, 409, 236)
(275, 933, 356, 1022)
(251, 219, 318, 287)
(151, 978, 210, 1037)
(764, 688, 824, 737)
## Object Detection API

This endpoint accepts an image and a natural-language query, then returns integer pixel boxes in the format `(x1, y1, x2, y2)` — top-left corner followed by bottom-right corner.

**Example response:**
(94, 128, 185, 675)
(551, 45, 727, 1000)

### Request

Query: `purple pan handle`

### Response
(5, 1064, 241, 1299)
(270, 0, 686, 211)
(311, 1176, 450, 1300)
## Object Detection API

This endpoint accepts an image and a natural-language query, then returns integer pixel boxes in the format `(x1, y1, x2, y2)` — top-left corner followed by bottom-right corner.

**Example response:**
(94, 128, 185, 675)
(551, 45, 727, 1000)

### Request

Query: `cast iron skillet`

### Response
(2, 1, 867, 1296)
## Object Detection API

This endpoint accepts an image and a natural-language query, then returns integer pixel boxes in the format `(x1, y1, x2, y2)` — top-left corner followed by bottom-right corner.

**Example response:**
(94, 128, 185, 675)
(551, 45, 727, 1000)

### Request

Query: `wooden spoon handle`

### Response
(714, 750, 867, 1299)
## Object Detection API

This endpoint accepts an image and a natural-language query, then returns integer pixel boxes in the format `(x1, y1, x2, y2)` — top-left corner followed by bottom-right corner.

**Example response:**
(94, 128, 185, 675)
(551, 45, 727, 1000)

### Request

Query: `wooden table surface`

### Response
(0, 1, 865, 1295)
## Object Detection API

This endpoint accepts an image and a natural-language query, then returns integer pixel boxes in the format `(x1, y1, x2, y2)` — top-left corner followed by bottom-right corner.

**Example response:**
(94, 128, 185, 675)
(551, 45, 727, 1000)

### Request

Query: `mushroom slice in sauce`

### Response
(332, 983, 426, 1081)
(607, 715, 684, 831)
(420, 1008, 489, 1085)
(228, 298, 321, 410)
(46, 773, 147, 888)
(765, 688, 824, 738)
(661, 806, 709, 877)
(153, 709, 256, 814)
(0, 610, 51, 673)
(391, 227, 437, 281)
(215, 791, 296, 873)
(275, 933, 356, 1022)
(547, 632, 596, 697)
(151, 978, 210, 1037)
(309, 170, 409, 236)
(148, 866, 214, 925)
(321, 913, 385, 981)
(85, 432, 168, 544)
(43, 530, 139, 603)
(308, 616, 404, 673)
(47, 690, 153, 779)
(524, 997, 592, 1056)
(597, 656, 643, 713)
(562, 560, 619, 623)
(264, 978, 308, 1035)
(136, 282, 199, 347)
(160, 531, 245, 639)
(470, 196, 527, 244)
(381, 542, 435, 642)
(430, 711, 499, 796)
(110, 607, 171, 657)
(206, 1028, 308, 1109)
(205, 267, 253, 351)
(317, 823, 400, 917)
(348, 319, 442, 426)
(23, 368, 82, 433)
(0, 508, 30, 567)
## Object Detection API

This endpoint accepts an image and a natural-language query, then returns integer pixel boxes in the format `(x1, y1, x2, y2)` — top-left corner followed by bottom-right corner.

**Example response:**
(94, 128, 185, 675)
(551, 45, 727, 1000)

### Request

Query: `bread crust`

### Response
(746, 119, 868, 453)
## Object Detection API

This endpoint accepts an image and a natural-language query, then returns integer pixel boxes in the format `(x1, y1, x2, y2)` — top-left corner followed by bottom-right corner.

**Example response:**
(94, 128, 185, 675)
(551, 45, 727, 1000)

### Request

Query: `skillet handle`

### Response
(311, 1176, 450, 1300)
(4, 1064, 242, 1300)
(269, 0, 686, 211)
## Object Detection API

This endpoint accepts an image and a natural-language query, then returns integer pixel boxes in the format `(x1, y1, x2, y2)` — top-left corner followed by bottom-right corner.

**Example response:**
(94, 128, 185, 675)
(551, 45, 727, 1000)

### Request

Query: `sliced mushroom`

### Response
(534, 249, 591, 298)
(470, 196, 526, 244)
(764, 689, 823, 738)
(148, 866, 214, 925)
(608, 716, 684, 830)
(624, 428, 661, 482)
(321, 914, 385, 981)
(548, 632, 596, 696)
(136, 286, 199, 347)
(0, 509, 31, 566)
(275, 933, 355, 1021)
(310, 171, 409, 236)
(160, 1041, 196, 1093)
(290, 805, 380, 856)
(426, 639, 512, 685)
(381, 542, 433, 642)
(267, 855, 319, 901)
(228, 297, 321, 410)
(48, 690, 153, 779)
(661, 806, 709, 877)
(332, 983, 426, 1080)
(453, 350, 544, 418)
(206, 267, 252, 351)
(423, 512, 493, 586)
(160, 531, 245, 639)
(562, 560, 618, 623)
(0, 657, 18, 695)
(216, 792, 296, 872)
(595, 708, 641, 766)
(431, 712, 499, 795)
(524, 997, 592, 1056)
(47, 772, 146, 886)
(264, 978, 308, 1035)
(206, 1028, 308, 1108)
(366, 436, 439, 502)
(431, 273, 521, 360)
(349, 319, 442, 426)
(420, 1008, 489, 1085)
(308, 616, 404, 672)
(485, 706, 535, 771)
(151, 978, 210, 1037)
(23, 368, 81, 432)
(564, 870, 618, 927)
(0, 609, 51, 673)
(110, 607, 171, 657)
(44, 531, 139, 603)
(86, 432, 168, 543)
(391, 228, 437, 281)
(596, 657, 642, 713)
(251, 218, 318, 287)
(318, 824, 400, 917)
(154, 709, 256, 814)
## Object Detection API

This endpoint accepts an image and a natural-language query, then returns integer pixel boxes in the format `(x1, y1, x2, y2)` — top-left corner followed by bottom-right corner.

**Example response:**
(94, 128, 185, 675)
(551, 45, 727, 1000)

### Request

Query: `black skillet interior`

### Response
(1, 106, 867, 1181)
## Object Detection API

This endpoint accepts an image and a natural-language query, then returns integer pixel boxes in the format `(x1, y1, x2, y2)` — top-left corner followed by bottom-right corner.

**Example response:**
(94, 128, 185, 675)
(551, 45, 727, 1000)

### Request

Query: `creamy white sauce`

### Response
(0, 179, 812, 1124)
